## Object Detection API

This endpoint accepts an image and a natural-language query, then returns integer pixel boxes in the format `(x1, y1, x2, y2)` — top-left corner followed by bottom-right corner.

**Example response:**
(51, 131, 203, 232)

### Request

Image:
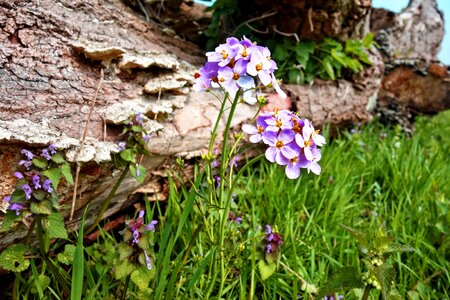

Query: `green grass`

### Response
(236, 110, 450, 299)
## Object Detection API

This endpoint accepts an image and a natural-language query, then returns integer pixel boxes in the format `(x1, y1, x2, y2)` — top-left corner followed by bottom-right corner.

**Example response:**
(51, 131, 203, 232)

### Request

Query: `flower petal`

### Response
(265, 147, 278, 163)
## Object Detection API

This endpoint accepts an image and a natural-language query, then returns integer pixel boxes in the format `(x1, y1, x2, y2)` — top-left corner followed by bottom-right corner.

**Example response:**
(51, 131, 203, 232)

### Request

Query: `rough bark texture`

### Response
(371, 0, 444, 61)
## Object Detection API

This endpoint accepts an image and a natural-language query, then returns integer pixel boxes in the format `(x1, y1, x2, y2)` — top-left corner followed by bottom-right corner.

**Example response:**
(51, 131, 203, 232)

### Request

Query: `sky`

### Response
(195, 0, 449, 65)
(372, 0, 450, 64)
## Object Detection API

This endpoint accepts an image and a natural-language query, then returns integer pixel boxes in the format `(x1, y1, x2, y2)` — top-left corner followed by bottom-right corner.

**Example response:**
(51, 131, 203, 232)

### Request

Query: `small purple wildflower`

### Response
(144, 250, 152, 270)
(126, 210, 158, 245)
(135, 113, 143, 125)
(264, 225, 282, 254)
(32, 175, 41, 189)
(41, 149, 52, 160)
(21, 149, 34, 160)
(118, 142, 126, 151)
(19, 160, 32, 170)
(135, 163, 141, 177)
(229, 211, 242, 224)
(323, 295, 344, 300)
(3, 195, 11, 202)
(48, 144, 57, 154)
(43, 179, 54, 193)
(9, 203, 24, 216)
(214, 175, 221, 187)
(142, 134, 150, 143)
(22, 184, 32, 200)
(13, 172, 24, 179)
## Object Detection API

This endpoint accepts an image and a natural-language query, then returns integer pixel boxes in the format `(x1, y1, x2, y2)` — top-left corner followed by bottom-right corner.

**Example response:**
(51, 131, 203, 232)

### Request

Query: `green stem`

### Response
(217, 92, 241, 297)
(122, 274, 131, 300)
(362, 285, 372, 300)
(24, 218, 37, 246)
(85, 165, 130, 235)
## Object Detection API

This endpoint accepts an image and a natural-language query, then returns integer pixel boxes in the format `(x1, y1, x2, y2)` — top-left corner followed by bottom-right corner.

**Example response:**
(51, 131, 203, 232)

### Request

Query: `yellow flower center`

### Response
(257, 125, 264, 134)
(219, 77, 225, 82)
(242, 47, 248, 57)
(233, 72, 240, 80)
(276, 119, 283, 128)
(304, 139, 312, 147)
(276, 140, 284, 149)
(290, 156, 298, 163)
(221, 50, 228, 60)
(256, 63, 263, 71)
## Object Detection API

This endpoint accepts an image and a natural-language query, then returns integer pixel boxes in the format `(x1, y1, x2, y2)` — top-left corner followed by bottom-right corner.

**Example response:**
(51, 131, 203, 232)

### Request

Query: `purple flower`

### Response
(13, 172, 24, 179)
(32, 175, 41, 189)
(135, 113, 143, 125)
(9, 203, 24, 216)
(214, 175, 221, 187)
(279, 146, 309, 180)
(145, 220, 158, 232)
(295, 119, 315, 161)
(135, 163, 141, 177)
(323, 295, 344, 300)
(263, 129, 298, 164)
(3, 195, 11, 202)
(18, 160, 32, 170)
(126, 210, 158, 244)
(118, 142, 126, 151)
(43, 179, 54, 193)
(21, 149, 34, 160)
(247, 48, 273, 86)
(264, 225, 283, 254)
(144, 250, 152, 270)
(242, 116, 269, 143)
(22, 184, 32, 200)
(302, 148, 322, 175)
(264, 110, 293, 133)
(142, 134, 150, 143)
(41, 149, 52, 160)
(229, 211, 242, 224)
(206, 42, 238, 67)
(48, 144, 57, 154)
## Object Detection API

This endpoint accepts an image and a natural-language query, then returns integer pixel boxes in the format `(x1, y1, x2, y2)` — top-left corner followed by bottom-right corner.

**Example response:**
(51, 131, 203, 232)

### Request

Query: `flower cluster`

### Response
(2, 145, 57, 216)
(323, 295, 344, 300)
(243, 109, 325, 179)
(264, 225, 282, 254)
(193, 36, 286, 104)
(123, 210, 158, 270)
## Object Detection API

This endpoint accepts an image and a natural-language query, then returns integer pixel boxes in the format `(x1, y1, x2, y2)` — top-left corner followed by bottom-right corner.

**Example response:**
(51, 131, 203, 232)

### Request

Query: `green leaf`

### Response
(51, 153, 66, 164)
(72, 208, 86, 300)
(341, 224, 369, 250)
(114, 260, 134, 279)
(373, 264, 396, 300)
(288, 69, 304, 84)
(258, 259, 276, 281)
(131, 266, 153, 291)
(322, 57, 335, 80)
(30, 200, 53, 215)
(345, 58, 363, 73)
(317, 267, 365, 298)
(331, 48, 347, 66)
(61, 163, 74, 185)
(120, 149, 136, 163)
(296, 40, 315, 55)
(43, 168, 62, 190)
(33, 158, 48, 169)
(1, 211, 21, 232)
(57, 244, 76, 265)
(362, 32, 375, 48)
(273, 45, 289, 62)
(132, 125, 143, 132)
(42, 212, 68, 239)
(0, 243, 30, 272)
(130, 164, 146, 184)
(117, 243, 133, 261)
(11, 189, 26, 202)
(32, 190, 47, 201)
